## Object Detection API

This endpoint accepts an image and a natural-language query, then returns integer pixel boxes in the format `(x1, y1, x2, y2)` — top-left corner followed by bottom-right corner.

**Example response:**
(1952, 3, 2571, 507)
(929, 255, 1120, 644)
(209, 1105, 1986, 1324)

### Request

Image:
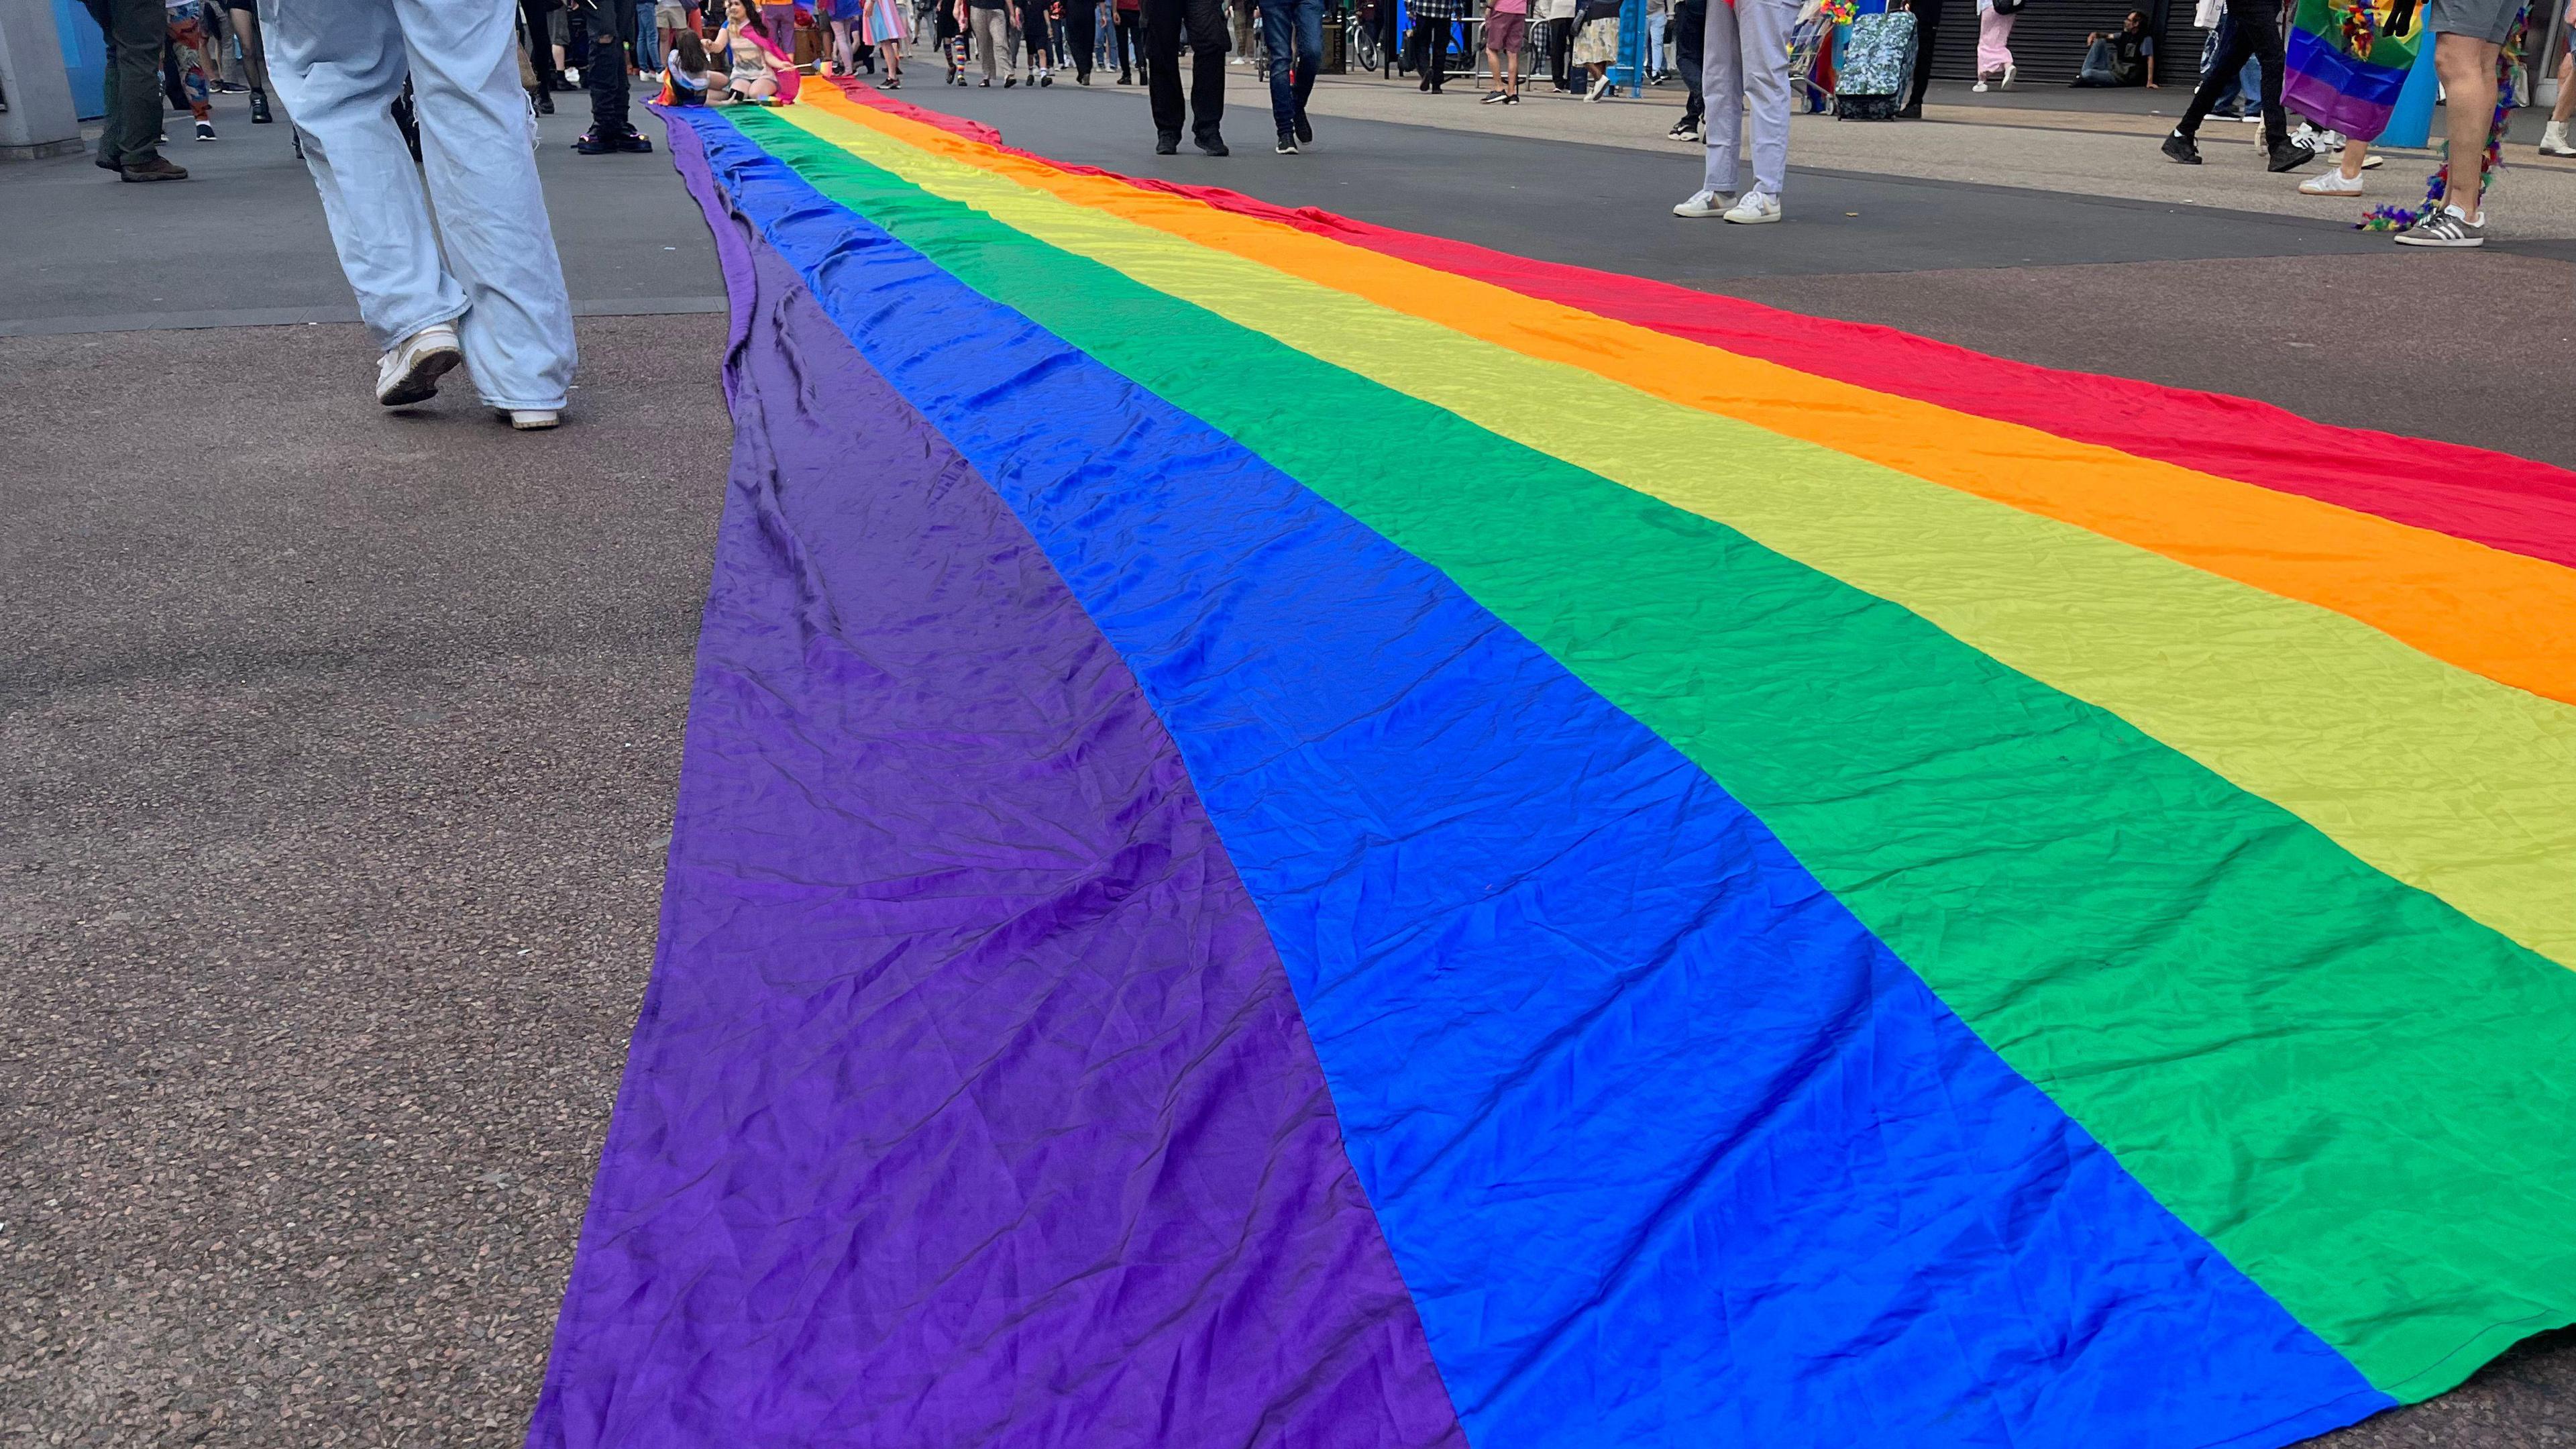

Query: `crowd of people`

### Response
(68, 0, 2563, 431)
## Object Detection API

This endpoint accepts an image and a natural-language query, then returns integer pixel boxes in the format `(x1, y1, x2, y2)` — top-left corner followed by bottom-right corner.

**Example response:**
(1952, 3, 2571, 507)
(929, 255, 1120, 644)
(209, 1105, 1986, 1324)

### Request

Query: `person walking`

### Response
(2162, 0, 2310, 171)
(1893, 0, 1937, 115)
(2392, 0, 2530, 243)
(1409, 0, 1458, 90)
(1015, 0, 1054, 79)
(1672, 0, 1797, 221)
(1666, 0, 1704, 136)
(2540, 1, 2576, 156)
(1260, 0, 1322, 148)
(1144, 0, 1228, 152)
(1061, 0, 1099, 79)
(1113, 0, 1145, 80)
(968, 0, 1011, 82)
(566, 0, 652, 151)
(1542, 0, 1578, 86)
(83, 0, 191, 178)
(1483, 0, 1530, 102)
(258, 0, 576, 427)
(225, 0, 281, 121)
(1570, 0, 1619, 98)
(1973, 0, 2015, 89)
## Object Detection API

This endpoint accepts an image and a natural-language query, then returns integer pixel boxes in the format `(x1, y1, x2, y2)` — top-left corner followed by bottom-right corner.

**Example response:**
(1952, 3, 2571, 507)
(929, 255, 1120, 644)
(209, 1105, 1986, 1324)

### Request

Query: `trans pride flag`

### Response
(528, 81, 2576, 1449)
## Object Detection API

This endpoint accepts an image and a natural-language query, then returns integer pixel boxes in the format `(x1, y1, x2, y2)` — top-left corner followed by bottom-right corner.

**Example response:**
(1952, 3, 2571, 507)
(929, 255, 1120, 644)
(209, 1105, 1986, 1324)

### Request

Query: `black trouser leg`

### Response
(586, 1, 633, 134)
(85, 0, 167, 164)
(1169, 0, 1224, 138)
(1061, 0, 1096, 73)
(1408, 15, 1441, 84)
(1144, 0, 1184, 135)
(1901, 17, 1935, 113)
(2180, 1, 2282, 144)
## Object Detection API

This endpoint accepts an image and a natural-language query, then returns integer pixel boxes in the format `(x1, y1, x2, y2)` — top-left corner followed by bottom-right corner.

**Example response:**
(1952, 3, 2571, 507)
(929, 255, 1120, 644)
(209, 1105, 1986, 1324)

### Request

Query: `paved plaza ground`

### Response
(3, 66, 2570, 1448)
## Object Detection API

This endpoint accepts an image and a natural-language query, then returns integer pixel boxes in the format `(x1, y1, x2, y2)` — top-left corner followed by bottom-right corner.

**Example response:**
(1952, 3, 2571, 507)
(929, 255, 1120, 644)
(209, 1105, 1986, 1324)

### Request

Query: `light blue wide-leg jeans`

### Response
(259, 0, 576, 411)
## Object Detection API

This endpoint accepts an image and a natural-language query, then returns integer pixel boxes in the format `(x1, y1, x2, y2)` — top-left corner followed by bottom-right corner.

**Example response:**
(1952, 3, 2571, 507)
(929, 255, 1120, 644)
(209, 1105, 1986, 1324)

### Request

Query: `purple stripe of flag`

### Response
(523, 120, 1466, 1449)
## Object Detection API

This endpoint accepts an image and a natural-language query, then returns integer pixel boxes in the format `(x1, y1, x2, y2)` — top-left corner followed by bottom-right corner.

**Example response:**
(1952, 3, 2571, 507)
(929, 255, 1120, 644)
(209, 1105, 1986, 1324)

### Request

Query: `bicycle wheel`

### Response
(1352, 25, 1381, 70)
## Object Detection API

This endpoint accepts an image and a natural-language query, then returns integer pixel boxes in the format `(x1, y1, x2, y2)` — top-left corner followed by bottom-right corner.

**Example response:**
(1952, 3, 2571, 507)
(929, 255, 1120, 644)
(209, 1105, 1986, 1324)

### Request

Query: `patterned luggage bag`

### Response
(1833, 9, 1916, 119)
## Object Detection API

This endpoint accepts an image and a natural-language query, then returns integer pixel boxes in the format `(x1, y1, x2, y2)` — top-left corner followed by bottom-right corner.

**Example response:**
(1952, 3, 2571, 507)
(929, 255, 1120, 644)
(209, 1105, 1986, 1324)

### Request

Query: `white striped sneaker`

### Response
(2394, 205, 2487, 247)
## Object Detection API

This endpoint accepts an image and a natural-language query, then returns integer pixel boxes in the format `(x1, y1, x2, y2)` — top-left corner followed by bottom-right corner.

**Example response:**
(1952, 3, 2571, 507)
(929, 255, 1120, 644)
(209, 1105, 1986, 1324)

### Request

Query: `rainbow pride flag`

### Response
(527, 82, 2576, 1449)
(2284, 0, 2423, 141)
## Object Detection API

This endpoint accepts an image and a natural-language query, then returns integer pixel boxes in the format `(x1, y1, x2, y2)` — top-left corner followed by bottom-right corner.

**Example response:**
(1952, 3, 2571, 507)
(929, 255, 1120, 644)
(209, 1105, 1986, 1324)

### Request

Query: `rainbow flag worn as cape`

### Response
(2284, 0, 2423, 140)
(526, 81, 2576, 1449)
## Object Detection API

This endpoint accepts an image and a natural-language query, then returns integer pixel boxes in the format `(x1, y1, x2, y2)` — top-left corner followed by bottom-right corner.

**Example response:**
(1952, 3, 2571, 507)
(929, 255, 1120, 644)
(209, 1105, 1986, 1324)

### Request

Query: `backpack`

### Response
(1833, 9, 1916, 118)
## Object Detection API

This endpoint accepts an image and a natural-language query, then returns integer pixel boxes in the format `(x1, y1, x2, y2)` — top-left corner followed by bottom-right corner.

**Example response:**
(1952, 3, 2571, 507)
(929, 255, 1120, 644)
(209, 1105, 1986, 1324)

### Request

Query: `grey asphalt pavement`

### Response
(1, 61, 2567, 1449)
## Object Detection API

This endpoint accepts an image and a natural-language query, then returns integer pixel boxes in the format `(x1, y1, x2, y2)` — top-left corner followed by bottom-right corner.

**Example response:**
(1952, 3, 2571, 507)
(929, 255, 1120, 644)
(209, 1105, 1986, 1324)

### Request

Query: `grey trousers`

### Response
(82, 0, 170, 166)
(1701, 0, 1796, 196)
(971, 4, 1010, 75)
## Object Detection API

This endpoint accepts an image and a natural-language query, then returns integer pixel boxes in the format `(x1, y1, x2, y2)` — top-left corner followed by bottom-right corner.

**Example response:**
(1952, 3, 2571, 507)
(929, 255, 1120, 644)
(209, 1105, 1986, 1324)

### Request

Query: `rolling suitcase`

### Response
(1833, 8, 1915, 119)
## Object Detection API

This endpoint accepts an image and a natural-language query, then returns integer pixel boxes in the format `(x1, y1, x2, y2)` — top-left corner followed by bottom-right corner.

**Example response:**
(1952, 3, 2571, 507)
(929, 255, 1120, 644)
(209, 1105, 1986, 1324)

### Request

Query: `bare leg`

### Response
(2436, 31, 2503, 213)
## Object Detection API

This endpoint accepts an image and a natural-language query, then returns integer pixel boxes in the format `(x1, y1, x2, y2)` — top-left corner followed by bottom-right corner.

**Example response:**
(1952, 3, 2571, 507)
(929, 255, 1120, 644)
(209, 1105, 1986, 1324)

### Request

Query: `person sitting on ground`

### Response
(662, 26, 720, 101)
(2073, 9, 2155, 86)
(712, 0, 802, 100)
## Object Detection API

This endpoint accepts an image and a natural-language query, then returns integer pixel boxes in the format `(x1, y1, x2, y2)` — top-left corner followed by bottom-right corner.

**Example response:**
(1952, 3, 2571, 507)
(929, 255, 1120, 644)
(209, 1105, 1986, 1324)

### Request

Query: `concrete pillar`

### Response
(0, 0, 84, 162)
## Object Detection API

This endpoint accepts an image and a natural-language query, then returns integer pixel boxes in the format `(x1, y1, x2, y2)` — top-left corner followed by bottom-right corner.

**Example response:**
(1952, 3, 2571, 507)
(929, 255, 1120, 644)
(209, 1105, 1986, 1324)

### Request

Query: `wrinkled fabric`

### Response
(696, 95, 2576, 1406)
(523, 119, 1464, 1449)
(633, 107, 2410, 1448)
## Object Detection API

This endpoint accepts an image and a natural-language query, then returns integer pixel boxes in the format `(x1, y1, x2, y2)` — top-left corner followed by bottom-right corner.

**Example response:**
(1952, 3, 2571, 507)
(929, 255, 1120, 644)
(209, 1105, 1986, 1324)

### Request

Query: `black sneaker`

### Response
(2394, 205, 2487, 247)
(1118, 68, 1133, 83)
(2265, 140, 2314, 172)
(1294, 112, 1311, 143)
(1155, 131, 1180, 154)
(1480, 88, 1506, 103)
(1276, 133, 1299, 153)
(1005, 73, 1018, 86)
(1194, 133, 1229, 156)
(1500, 93, 1518, 104)
(2160, 131, 2202, 165)
(981, 75, 992, 85)
(615, 131, 654, 153)
(250, 89, 273, 123)
(1040, 72, 1053, 85)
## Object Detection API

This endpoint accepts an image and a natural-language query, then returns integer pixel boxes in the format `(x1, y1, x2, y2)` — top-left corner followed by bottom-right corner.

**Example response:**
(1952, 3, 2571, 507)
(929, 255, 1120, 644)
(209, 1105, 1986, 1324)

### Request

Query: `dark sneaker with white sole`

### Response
(2161, 131, 2202, 164)
(2394, 206, 2487, 247)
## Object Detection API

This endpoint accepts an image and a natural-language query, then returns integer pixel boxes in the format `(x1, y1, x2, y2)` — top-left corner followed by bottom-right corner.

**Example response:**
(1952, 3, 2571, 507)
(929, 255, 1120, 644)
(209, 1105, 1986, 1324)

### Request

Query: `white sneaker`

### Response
(1723, 190, 1781, 223)
(504, 409, 562, 430)
(2542, 121, 2576, 156)
(1672, 187, 1734, 218)
(1585, 73, 1612, 101)
(375, 322, 463, 406)
(2000, 62, 2015, 88)
(2298, 170, 2363, 195)
(1972, 79, 1989, 91)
